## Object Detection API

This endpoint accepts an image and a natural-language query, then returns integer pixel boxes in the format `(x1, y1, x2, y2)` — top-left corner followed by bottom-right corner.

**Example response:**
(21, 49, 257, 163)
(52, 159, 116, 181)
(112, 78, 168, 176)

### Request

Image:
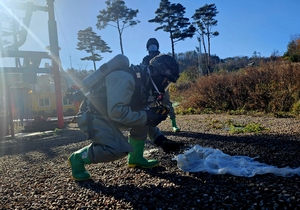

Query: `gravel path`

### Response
(0, 114, 299, 209)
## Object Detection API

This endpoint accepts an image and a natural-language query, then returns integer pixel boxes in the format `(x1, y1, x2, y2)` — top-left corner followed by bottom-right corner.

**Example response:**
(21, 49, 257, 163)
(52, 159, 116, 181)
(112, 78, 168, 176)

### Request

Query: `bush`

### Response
(175, 60, 300, 114)
(292, 100, 300, 114)
(290, 54, 300, 62)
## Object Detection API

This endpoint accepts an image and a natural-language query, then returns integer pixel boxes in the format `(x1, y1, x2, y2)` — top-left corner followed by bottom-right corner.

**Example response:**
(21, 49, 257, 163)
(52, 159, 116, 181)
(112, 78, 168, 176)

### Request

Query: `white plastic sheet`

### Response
(174, 145, 300, 177)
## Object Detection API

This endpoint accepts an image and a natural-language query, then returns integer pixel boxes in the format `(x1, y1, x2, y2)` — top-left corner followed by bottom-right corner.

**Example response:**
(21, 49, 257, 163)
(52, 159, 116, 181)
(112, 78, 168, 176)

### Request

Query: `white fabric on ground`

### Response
(174, 145, 300, 177)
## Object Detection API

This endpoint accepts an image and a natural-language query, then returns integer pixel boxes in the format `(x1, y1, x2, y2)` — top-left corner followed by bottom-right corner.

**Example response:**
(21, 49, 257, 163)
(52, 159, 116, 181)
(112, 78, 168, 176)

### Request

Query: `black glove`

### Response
(154, 135, 184, 153)
(145, 109, 167, 127)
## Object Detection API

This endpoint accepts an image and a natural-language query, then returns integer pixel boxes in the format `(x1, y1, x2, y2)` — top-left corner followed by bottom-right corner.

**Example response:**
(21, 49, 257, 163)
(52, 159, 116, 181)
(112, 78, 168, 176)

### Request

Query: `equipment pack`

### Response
(82, 54, 130, 96)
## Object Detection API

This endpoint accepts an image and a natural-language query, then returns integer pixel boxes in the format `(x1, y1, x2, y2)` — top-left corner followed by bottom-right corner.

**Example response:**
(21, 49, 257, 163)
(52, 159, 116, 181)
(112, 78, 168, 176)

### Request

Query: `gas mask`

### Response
(147, 44, 158, 52)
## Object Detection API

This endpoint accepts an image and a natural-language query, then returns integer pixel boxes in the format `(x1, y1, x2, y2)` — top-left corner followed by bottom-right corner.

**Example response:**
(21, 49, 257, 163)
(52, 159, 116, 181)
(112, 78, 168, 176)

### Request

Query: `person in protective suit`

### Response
(142, 38, 180, 132)
(68, 54, 184, 181)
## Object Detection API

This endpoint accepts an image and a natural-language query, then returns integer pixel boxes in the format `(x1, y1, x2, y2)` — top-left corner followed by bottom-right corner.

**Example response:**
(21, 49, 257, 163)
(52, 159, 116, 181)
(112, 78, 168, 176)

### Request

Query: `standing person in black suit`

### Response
(142, 38, 180, 132)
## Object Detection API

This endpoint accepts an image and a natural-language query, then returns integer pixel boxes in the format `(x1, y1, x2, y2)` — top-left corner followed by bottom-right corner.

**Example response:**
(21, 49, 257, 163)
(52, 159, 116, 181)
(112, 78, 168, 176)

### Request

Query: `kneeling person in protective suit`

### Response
(68, 54, 184, 181)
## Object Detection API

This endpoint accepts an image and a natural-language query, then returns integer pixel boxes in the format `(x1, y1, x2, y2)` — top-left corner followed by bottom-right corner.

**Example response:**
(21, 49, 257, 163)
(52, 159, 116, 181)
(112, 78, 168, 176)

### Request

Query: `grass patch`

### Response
(229, 123, 265, 134)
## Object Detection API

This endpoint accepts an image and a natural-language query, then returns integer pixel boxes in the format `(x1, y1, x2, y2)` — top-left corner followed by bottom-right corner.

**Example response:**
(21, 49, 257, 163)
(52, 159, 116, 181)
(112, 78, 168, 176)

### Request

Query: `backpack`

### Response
(82, 54, 130, 96)
(76, 54, 144, 137)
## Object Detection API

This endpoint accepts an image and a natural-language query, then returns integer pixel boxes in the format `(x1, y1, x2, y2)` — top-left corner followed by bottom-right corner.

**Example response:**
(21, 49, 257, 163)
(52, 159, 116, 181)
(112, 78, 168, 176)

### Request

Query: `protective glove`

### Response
(145, 109, 167, 127)
(154, 135, 184, 153)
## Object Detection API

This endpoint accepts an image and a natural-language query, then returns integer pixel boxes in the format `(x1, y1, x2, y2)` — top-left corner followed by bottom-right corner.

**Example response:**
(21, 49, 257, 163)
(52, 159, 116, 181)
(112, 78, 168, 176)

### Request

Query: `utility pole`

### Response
(69, 56, 73, 69)
(47, 0, 64, 128)
(0, 20, 2, 54)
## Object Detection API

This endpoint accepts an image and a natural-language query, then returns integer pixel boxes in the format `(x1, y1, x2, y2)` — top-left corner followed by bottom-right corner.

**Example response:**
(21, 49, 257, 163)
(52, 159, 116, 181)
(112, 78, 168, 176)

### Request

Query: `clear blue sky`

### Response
(1, 0, 300, 71)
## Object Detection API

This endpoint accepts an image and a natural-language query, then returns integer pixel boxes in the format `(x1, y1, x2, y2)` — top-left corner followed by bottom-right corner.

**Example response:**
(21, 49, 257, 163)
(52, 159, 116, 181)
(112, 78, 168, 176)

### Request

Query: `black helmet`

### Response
(146, 38, 159, 49)
(149, 54, 179, 83)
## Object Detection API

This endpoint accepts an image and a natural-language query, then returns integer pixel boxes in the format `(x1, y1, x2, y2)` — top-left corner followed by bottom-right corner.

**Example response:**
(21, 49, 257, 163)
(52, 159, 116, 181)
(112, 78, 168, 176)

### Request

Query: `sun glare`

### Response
(0, 1, 48, 54)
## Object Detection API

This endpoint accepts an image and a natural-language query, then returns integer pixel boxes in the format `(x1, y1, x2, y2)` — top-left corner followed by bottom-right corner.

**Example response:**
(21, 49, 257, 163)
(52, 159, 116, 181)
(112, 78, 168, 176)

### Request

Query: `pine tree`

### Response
(148, 0, 195, 58)
(76, 27, 112, 71)
(96, 0, 140, 55)
(192, 3, 219, 75)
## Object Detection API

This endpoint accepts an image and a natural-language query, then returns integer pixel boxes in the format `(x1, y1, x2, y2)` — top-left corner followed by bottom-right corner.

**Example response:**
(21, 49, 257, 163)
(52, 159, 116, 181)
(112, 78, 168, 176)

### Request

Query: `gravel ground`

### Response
(0, 114, 300, 209)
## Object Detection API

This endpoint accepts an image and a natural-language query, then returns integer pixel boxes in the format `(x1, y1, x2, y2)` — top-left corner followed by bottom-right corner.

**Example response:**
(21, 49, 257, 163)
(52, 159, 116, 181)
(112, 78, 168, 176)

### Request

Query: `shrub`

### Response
(175, 60, 300, 114)
(292, 100, 300, 114)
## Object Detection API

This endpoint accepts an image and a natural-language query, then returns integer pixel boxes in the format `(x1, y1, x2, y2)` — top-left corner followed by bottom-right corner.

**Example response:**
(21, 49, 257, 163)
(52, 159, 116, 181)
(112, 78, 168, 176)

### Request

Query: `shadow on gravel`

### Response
(1, 128, 299, 168)
(77, 169, 205, 209)
(74, 167, 245, 209)
(163, 131, 300, 168)
(70, 129, 300, 209)
(0, 130, 87, 158)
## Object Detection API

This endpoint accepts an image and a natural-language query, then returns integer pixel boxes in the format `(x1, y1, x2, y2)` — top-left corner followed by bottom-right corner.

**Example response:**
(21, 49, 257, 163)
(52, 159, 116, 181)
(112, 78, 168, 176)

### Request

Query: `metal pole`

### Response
(7, 86, 14, 138)
(69, 56, 72, 69)
(46, 0, 64, 128)
(0, 20, 3, 53)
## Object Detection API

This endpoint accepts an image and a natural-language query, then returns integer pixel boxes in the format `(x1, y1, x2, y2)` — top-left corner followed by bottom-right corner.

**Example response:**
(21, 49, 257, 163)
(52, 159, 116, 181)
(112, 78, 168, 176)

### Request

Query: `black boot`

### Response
(154, 135, 184, 153)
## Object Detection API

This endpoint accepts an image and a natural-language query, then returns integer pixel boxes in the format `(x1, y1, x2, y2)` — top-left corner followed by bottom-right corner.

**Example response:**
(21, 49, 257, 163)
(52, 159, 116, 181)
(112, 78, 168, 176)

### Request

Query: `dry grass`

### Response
(173, 61, 300, 114)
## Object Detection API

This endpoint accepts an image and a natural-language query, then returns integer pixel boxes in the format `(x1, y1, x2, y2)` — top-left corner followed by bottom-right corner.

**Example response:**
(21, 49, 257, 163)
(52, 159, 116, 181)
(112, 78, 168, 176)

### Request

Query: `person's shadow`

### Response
(75, 129, 300, 209)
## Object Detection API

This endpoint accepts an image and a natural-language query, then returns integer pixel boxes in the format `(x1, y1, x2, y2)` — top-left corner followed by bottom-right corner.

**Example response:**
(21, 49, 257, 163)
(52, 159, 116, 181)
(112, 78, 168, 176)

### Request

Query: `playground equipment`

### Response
(0, 0, 64, 137)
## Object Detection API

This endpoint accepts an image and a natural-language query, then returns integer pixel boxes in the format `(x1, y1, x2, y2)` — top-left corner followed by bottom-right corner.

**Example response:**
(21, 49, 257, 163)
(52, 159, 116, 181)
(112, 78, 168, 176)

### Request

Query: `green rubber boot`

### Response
(68, 146, 91, 180)
(128, 138, 159, 168)
(171, 118, 180, 132)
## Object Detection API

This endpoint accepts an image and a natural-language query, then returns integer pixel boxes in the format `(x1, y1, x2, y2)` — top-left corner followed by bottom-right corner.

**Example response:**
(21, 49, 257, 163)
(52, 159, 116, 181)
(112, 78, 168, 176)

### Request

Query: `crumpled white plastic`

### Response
(174, 145, 300, 177)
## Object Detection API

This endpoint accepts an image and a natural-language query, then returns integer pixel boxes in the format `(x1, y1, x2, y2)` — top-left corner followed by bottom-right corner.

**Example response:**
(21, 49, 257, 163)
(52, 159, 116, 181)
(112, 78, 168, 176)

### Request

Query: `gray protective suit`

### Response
(77, 68, 163, 163)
